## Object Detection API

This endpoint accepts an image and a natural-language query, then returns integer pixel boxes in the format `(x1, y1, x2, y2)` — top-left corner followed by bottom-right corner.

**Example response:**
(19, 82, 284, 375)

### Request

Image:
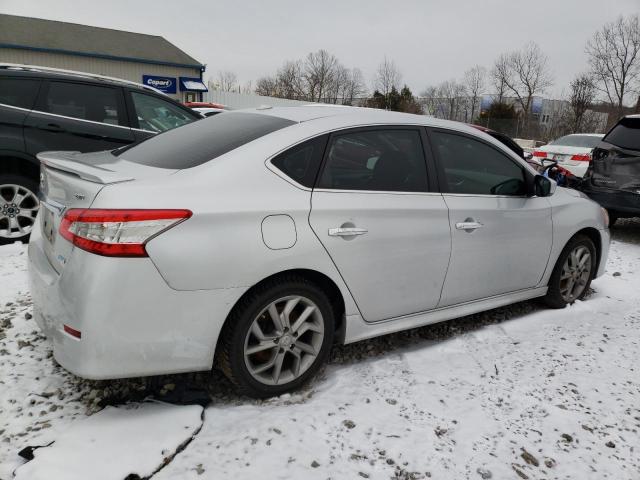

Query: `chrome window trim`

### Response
(442, 193, 530, 199)
(266, 123, 434, 194)
(0, 102, 131, 130)
(313, 188, 442, 196)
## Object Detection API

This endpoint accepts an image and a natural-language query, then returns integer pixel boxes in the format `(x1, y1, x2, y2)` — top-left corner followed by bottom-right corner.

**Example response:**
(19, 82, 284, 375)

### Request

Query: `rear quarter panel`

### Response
(90, 124, 361, 317)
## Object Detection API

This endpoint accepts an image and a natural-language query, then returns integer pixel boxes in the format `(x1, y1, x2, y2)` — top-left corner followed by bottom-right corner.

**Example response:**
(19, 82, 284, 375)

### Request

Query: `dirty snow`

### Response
(1, 222, 639, 480)
(13, 403, 203, 480)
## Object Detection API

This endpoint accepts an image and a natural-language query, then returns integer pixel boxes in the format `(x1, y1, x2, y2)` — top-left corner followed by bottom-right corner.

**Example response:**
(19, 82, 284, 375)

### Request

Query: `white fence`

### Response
(203, 90, 312, 110)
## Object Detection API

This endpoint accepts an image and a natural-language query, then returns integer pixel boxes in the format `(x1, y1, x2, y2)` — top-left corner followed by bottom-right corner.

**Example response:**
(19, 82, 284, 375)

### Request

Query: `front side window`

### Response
(317, 129, 428, 192)
(0, 78, 40, 109)
(271, 136, 327, 188)
(131, 92, 196, 133)
(431, 130, 526, 196)
(44, 82, 123, 125)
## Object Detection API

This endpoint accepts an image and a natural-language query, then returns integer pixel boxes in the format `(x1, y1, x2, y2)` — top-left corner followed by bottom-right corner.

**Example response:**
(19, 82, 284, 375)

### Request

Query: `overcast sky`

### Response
(1, 0, 638, 99)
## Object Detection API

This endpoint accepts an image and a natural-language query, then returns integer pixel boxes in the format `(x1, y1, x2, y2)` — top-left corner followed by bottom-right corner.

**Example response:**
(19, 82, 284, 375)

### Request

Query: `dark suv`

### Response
(0, 64, 201, 243)
(582, 115, 640, 225)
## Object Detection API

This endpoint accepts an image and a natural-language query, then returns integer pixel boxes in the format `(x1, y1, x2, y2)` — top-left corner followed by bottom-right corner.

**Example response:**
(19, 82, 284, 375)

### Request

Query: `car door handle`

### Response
(328, 227, 368, 237)
(455, 221, 483, 231)
(42, 123, 65, 133)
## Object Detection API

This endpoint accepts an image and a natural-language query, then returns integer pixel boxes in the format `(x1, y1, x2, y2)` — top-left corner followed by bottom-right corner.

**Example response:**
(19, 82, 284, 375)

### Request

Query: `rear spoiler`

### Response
(37, 151, 135, 185)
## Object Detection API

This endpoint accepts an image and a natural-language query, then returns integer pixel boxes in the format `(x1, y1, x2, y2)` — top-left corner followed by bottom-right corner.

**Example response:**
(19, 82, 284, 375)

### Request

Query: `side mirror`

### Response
(533, 175, 556, 197)
(523, 152, 533, 160)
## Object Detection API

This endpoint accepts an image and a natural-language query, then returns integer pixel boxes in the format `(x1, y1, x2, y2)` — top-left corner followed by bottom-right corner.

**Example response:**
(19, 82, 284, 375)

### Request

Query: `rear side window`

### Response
(549, 135, 602, 148)
(0, 78, 40, 109)
(271, 136, 328, 187)
(44, 81, 124, 125)
(115, 112, 295, 169)
(317, 129, 428, 192)
(130, 92, 197, 133)
(603, 117, 640, 151)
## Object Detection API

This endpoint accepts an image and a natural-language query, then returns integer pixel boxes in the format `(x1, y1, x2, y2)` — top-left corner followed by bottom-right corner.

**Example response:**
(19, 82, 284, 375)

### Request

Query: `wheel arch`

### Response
(214, 268, 347, 359)
(573, 227, 602, 273)
(0, 153, 40, 181)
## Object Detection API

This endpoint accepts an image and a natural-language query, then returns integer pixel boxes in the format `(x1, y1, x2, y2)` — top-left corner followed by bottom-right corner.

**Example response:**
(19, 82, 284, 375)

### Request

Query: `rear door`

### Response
(0, 76, 42, 156)
(24, 80, 134, 155)
(428, 128, 552, 307)
(309, 127, 451, 323)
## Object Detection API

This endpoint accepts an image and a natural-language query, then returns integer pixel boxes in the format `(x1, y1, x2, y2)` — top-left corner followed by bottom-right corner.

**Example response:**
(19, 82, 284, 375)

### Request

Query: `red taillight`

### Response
(570, 153, 591, 161)
(533, 150, 547, 158)
(59, 209, 192, 257)
(63, 324, 81, 339)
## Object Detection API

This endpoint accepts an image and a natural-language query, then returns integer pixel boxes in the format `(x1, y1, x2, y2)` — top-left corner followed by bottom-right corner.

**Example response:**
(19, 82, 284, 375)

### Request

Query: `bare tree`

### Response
(463, 65, 486, 121)
(254, 76, 278, 97)
(275, 60, 305, 99)
(438, 80, 467, 120)
(304, 49, 338, 102)
(568, 73, 598, 132)
(342, 68, 367, 105)
(374, 57, 402, 104)
(216, 71, 238, 92)
(491, 54, 510, 102)
(418, 85, 441, 117)
(586, 14, 640, 118)
(493, 42, 553, 120)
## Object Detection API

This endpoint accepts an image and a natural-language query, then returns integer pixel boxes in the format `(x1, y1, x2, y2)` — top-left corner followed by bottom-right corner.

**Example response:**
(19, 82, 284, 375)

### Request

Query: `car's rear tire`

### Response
(544, 234, 596, 309)
(607, 210, 618, 227)
(0, 175, 40, 245)
(217, 275, 335, 398)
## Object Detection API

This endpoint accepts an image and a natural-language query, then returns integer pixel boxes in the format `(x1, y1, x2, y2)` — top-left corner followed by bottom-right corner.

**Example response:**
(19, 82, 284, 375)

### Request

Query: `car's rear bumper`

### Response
(583, 185, 640, 216)
(27, 225, 245, 380)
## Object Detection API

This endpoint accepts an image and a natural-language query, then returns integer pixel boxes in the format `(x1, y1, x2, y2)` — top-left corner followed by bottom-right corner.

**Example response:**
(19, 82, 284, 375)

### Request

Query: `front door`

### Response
(428, 129, 552, 306)
(309, 128, 451, 322)
(24, 80, 134, 155)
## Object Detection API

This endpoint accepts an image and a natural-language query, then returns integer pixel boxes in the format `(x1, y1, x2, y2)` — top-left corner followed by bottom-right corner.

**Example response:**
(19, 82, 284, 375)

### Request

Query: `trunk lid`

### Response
(37, 150, 176, 273)
(538, 145, 592, 165)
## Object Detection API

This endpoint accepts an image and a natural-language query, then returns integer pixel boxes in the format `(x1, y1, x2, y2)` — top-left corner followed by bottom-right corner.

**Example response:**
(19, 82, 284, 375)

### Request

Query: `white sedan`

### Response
(28, 106, 610, 398)
(533, 133, 604, 177)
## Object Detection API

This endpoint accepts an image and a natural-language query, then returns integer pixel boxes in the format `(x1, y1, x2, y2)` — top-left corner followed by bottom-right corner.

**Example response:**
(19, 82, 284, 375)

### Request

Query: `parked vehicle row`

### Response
(0, 64, 202, 243)
(28, 106, 610, 397)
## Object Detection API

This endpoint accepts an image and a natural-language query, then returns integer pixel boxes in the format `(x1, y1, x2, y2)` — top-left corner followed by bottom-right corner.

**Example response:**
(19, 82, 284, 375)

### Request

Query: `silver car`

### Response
(28, 106, 610, 398)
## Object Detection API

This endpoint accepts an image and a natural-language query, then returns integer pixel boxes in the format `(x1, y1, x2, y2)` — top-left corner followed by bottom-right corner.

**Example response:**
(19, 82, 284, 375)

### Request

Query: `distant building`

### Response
(0, 14, 207, 102)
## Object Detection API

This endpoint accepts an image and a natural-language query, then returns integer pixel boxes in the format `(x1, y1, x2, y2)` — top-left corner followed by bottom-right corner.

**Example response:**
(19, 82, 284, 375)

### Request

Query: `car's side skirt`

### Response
(343, 287, 548, 344)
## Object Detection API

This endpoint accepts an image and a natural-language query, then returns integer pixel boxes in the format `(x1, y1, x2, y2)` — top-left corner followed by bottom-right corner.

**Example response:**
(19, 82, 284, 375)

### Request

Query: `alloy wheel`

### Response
(0, 184, 40, 239)
(244, 295, 324, 386)
(559, 245, 592, 302)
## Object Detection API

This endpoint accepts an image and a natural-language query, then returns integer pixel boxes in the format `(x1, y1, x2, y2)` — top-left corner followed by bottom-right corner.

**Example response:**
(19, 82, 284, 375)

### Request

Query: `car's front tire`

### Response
(0, 175, 40, 245)
(544, 234, 596, 309)
(217, 275, 335, 398)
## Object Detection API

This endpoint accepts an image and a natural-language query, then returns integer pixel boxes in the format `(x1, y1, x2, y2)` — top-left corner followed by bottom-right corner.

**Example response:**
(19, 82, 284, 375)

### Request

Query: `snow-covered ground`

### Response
(1, 222, 640, 480)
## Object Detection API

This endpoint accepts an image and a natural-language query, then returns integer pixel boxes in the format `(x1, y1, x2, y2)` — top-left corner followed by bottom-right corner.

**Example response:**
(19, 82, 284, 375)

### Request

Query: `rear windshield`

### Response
(549, 135, 602, 148)
(603, 117, 640, 151)
(114, 112, 295, 169)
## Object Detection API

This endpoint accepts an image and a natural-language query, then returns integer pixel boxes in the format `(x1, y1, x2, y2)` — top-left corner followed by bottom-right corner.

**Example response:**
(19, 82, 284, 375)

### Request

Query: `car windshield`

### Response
(112, 112, 295, 169)
(603, 117, 640, 151)
(548, 135, 602, 148)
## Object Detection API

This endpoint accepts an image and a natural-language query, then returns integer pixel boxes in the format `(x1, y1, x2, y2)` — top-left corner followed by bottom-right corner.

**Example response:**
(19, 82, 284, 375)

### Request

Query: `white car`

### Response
(28, 106, 610, 398)
(533, 133, 604, 177)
